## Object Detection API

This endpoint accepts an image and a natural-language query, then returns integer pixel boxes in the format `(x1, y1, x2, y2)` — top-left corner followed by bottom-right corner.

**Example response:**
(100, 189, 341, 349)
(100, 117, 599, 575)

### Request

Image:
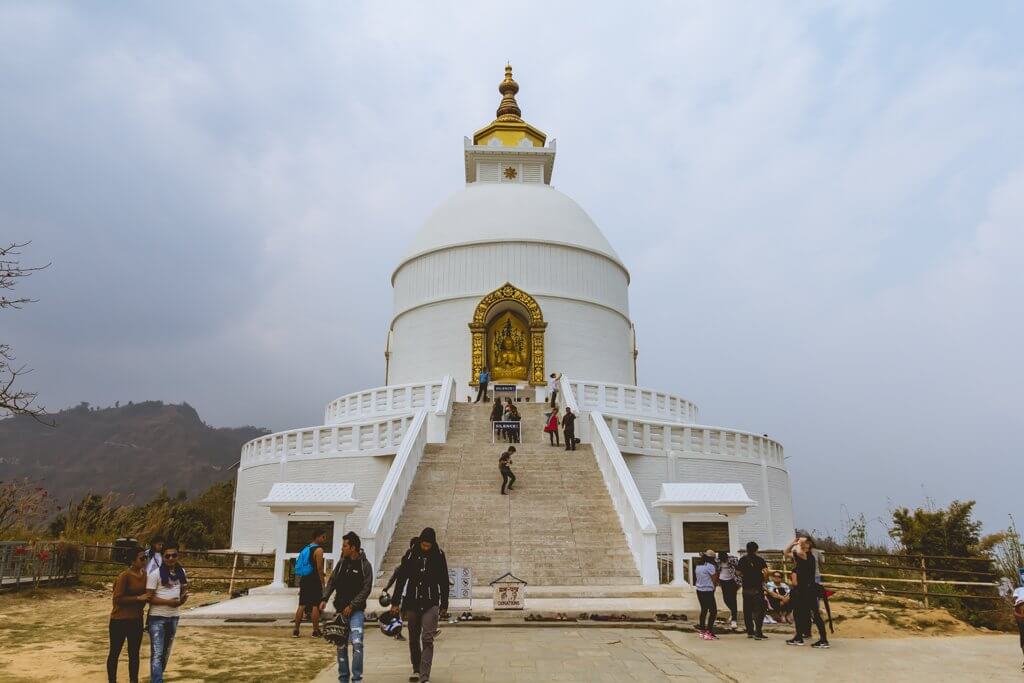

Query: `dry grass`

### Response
(0, 586, 335, 682)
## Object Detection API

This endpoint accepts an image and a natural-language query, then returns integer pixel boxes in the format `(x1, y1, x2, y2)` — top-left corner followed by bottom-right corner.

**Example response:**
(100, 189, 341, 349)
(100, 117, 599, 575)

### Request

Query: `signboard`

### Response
(449, 566, 473, 600)
(286, 521, 334, 554)
(681, 522, 729, 553)
(490, 572, 527, 610)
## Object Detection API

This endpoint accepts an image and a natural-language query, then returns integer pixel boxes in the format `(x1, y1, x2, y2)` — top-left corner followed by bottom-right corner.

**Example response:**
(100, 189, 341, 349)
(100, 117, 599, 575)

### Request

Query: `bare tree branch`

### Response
(1, 241, 51, 423)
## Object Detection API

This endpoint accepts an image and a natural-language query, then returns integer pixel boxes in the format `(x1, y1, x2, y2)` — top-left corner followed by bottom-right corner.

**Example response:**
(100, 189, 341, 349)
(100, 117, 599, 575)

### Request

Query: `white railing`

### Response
(603, 414, 785, 468)
(565, 379, 698, 423)
(361, 409, 429, 571)
(324, 380, 446, 424)
(239, 414, 413, 471)
(589, 410, 659, 585)
(431, 375, 456, 442)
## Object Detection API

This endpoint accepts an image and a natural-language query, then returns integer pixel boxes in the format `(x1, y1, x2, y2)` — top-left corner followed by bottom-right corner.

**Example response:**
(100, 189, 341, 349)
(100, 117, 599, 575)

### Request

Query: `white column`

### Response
(269, 511, 290, 590)
(331, 512, 348, 571)
(671, 512, 686, 586)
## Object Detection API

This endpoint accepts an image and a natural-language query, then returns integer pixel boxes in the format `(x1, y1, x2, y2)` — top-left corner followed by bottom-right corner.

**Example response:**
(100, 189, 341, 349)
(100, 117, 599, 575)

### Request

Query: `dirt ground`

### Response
(0, 587, 1009, 682)
(0, 587, 335, 682)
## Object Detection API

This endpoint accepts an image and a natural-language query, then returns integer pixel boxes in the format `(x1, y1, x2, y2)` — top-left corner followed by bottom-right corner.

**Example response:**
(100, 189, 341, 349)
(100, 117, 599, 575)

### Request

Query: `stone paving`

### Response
(311, 627, 1024, 683)
(311, 626, 721, 682)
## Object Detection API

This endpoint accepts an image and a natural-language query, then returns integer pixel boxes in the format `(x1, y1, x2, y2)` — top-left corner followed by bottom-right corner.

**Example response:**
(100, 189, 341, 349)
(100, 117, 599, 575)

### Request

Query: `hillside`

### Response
(0, 401, 268, 504)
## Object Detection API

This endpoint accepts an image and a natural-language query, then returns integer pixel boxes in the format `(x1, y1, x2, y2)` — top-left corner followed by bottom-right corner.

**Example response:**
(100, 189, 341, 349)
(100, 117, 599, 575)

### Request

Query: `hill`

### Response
(0, 401, 268, 505)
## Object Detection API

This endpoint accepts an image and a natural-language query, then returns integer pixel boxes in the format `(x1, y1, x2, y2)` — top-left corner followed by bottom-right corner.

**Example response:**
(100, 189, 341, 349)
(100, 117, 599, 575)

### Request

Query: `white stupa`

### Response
(230, 67, 794, 591)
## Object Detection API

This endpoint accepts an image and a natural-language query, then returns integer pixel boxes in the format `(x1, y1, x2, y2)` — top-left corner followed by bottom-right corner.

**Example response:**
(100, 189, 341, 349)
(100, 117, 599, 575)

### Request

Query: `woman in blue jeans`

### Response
(694, 550, 720, 640)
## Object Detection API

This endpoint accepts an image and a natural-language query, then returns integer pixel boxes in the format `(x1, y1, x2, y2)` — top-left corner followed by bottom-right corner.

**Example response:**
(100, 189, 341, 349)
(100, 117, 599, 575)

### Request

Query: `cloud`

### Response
(2, 2, 1022, 535)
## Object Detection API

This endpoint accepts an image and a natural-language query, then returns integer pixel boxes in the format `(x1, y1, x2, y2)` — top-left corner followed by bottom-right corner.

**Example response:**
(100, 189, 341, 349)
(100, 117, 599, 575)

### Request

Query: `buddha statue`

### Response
(492, 335, 527, 380)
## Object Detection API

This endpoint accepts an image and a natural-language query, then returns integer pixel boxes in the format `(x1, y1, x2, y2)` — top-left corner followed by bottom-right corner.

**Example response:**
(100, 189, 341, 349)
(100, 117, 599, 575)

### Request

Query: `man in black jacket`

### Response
(320, 532, 373, 683)
(562, 407, 577, 451)
(390, 527, 449, 683)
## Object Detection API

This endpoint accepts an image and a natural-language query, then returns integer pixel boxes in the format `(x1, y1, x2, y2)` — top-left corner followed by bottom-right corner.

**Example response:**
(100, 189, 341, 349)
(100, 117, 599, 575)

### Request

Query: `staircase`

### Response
(378, 400, 641, 586)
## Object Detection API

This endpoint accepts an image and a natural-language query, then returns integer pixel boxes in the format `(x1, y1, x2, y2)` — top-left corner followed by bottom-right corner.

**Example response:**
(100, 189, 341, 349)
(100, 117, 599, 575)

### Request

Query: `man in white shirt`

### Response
(548, 372, 561, 408)
(145, 540, 188, 683)
(1013, 585, 1024, 670)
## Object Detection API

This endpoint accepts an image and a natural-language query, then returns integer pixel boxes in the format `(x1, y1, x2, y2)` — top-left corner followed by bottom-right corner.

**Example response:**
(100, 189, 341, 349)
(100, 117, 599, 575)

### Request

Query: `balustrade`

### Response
(565, 379, 698, 423)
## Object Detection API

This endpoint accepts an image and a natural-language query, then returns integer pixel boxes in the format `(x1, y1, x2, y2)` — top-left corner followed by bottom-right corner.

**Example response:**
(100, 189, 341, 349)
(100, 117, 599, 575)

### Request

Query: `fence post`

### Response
(919, 557, 929, 608)
(228, 552, 239, 596)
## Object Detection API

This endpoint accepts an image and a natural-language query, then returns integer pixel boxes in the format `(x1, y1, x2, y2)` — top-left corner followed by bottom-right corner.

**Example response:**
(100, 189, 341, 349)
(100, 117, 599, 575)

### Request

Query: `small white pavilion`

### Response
(653, 483, 758, 586)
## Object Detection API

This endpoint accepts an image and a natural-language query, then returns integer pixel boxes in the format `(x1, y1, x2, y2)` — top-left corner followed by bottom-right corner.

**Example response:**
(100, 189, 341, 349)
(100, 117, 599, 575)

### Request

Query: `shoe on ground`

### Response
(729, 620, 737, 629)
(786, 638, 805, 646)
(754, 634, 768, 641)
(764, 615, 776, 624)
(409, 674, 419, 682)
(700, 631, 713, 641)
(811, 640, 830, 649)
(292, 629, 299, 638)
(747, 633, 754, 638)
(311, 629, 322, 638)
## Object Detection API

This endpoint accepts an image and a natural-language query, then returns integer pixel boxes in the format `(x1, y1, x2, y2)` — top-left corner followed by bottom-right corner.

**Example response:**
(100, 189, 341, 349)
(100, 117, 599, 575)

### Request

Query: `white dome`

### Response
(396, 183, 626, 276)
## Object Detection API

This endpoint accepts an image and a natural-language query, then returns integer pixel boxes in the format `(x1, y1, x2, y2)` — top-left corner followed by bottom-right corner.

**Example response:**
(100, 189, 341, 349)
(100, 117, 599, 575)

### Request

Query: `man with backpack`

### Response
(390, 527, 449, 683)
(320, 531, 373, 683)
(499, 447, 516, 495)
(293, 529, 327, 638)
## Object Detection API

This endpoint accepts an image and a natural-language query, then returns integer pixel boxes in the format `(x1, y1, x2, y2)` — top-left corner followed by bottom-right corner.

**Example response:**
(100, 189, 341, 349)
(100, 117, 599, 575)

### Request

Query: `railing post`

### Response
(920, 557, 929, 607)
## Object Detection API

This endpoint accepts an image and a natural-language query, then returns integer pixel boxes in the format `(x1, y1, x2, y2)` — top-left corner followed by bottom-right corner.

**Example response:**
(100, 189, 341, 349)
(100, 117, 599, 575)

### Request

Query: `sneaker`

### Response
(707, 633, 719, 640)
(786, 638, 805, 646)
(311, 629, 322, 638)
(292, 628, 299, 638)
(764, 615, 776, 624)
(409, 674, 419, 682)
(811, 640, 830, 649)
(746, 633, 754, 638)
(700, 631, 713, 641)
(754, 634, 768, 641)
(729, 620, 737, 629)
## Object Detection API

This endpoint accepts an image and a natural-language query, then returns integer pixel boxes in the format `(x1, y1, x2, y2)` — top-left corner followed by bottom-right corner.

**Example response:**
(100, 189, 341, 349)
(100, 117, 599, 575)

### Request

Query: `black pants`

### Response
(107, 617, 143, 682)
(474, 382, 488, 402)
(719, 579, 738, 621)
(697, 590, 717, 633)
(550, 389, 558, 407)
(742, 590, 766, 636)
(793, 587, 827, 642)
(500, 467, 516, 493)
(548, 430, 559, 446)
(564, 428, 575, 450)
(1018, 618, 1023, 653)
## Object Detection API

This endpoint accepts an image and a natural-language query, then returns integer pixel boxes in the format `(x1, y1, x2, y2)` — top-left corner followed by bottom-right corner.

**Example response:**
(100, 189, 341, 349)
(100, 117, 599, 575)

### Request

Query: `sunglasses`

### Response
(164, 553, 178, 558)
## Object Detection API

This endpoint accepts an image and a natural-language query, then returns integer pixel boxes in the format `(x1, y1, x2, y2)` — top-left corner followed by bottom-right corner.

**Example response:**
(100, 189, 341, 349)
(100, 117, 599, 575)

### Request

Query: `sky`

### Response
(2, 1, 1022, 541)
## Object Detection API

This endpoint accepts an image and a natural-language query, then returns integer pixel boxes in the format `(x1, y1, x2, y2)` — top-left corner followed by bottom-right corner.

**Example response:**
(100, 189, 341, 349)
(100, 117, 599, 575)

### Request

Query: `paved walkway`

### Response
(312, 628, 1024, 683)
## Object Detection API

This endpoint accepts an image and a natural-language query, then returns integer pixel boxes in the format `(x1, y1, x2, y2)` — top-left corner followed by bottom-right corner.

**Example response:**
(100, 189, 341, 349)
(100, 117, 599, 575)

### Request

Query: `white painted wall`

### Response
(231, 454, 394, 553)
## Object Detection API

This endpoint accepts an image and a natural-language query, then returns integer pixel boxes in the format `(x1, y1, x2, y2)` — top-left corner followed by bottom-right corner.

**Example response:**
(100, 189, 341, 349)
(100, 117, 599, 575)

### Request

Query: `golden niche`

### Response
(469, 282, 547, 386)
(489, 311, 529, 381)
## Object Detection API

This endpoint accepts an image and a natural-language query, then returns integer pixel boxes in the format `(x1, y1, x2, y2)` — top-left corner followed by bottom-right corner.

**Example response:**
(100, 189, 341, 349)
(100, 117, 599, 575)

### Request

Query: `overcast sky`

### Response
(3, 2, 1022, 540)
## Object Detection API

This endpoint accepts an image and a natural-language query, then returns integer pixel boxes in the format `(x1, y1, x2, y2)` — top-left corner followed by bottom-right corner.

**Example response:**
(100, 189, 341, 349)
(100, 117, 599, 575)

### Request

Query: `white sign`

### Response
(492, 581, 526, 610)
(448, 566, 472, 600)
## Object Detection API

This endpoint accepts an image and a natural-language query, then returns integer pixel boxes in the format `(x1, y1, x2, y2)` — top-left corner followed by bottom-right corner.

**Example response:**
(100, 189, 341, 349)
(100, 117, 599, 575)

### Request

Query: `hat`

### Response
(703, 549, 716, 559)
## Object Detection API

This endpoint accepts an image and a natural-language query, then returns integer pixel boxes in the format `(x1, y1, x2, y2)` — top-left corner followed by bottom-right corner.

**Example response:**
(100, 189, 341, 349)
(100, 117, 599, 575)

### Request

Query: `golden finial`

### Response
(496, 64, 522, 121)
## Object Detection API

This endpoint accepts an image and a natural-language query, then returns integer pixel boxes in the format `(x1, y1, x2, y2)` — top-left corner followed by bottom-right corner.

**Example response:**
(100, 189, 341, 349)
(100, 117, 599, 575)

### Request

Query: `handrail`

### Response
(589, 409, 659, 585)
(239, 414, 413, 470)
(324, 379, 445, 424)
(362, 409, 429, 570)
(433, 375, 456, 437)
(564, 379, 698, 423)
(559, 374, 580, 412)
(602, 413, 785, 469)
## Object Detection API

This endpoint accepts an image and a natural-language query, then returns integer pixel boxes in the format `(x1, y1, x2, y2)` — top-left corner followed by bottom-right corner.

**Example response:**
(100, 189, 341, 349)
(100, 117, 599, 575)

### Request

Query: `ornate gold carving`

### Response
(496, 64, 522, 121)
(503, 166, 518, 180)
(469, 283, 546, 386)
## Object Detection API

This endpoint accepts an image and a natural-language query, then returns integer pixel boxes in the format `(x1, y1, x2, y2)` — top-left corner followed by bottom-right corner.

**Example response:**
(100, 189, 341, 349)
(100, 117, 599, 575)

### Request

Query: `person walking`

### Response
(736, 541, 769, 640)
(561, 407, 577, 451)
(145, 540, 187, 683)
(474, 367, 490, 403)
(544, 408, 560, 446)
(695, 549, 719, 640)
(293, 529, 327, 638)
(320, 531, 373, 683)
(548, 372, 561, 408)
(144, 535, 164, 574)
(717, 550, 739, 629)
(1013, 584, 1024, 671)
(107, 546, 148, 683)
(390, 527, 450, 683)
(785, 536, 829, 648)
(499, 447, 516, 495)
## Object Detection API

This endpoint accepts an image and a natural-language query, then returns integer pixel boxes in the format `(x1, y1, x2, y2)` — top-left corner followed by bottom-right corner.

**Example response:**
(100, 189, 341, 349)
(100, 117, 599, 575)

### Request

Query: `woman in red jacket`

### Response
(544, 409, 560, 446)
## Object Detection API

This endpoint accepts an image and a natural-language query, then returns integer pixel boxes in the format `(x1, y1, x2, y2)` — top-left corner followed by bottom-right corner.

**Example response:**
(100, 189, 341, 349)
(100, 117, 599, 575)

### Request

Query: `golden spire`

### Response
(471, 64, 546, 147)
(496, 64, 522, 121)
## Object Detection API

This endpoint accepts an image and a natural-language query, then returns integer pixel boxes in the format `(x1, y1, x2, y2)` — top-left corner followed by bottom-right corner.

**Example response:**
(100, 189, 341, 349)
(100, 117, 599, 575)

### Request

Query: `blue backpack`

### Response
(294, 543, 318, 577)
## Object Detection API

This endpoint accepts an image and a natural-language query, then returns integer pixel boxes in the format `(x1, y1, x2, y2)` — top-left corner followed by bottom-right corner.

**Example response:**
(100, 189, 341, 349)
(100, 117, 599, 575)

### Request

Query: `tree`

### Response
(1, 242, 49, 420)
(0, 479, 54, 538)
(889, 499, 982, 557)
